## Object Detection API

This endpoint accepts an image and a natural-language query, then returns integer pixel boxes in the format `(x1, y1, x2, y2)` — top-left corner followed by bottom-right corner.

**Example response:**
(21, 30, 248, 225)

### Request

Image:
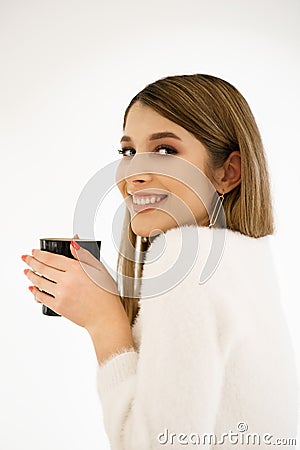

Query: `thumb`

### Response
(70, 240, 101, 269)
(70, 240, 119, 295)
(73, 233, 80, 239)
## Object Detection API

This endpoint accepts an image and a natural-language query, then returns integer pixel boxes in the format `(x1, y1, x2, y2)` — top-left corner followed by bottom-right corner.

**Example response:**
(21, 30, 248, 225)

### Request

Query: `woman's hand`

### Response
(21, 240, 135, 364)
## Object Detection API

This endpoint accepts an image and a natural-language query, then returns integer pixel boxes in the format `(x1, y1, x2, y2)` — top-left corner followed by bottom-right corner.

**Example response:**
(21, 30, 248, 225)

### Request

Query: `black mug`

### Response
(39, 238, 101, 316)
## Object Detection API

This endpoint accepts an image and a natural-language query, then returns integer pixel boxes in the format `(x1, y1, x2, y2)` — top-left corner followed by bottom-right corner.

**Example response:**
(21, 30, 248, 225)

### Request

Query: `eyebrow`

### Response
(120, 131, 182, 143)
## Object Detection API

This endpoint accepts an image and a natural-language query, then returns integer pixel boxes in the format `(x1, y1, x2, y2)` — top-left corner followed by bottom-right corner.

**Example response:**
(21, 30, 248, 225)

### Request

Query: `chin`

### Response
(131, 224, 163, 239)
(130, 214, 176, 238)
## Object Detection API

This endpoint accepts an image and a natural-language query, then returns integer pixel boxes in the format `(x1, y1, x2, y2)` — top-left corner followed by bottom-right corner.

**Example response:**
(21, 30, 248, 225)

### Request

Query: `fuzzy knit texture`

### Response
(97, 225, 299, 449)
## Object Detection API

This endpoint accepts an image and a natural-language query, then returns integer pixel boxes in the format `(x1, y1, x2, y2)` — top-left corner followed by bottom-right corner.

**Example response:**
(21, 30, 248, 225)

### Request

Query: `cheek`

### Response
(117, 180, 126, 197)
(168, 179, 200, 203)
(170, 181, 208, 218)
(115, 159, 130, 196)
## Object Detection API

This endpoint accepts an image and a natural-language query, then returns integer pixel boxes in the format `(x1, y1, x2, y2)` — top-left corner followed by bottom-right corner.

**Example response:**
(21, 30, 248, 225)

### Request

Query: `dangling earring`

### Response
(141, 236, 148, 243)
(209, 191, 225, 228)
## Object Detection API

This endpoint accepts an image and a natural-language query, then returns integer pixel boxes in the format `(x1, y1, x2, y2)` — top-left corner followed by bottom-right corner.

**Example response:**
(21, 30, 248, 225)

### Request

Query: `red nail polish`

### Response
(28, 286, 34, 292)
(71, 240, 80, 250)
(24, 269, 29, 275)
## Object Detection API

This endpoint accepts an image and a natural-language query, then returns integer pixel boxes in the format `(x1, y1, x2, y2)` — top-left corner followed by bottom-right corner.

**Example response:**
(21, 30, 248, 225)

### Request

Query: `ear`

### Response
(212, 151, 241, 193)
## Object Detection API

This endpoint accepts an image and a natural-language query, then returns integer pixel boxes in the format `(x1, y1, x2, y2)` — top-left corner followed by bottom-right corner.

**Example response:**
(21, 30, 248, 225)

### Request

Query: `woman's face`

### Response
(117, 101, 214, 238)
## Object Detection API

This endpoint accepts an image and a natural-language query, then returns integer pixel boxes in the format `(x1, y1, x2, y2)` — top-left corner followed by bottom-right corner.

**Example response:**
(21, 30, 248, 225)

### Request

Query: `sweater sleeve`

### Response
(96, 227, 233, 449)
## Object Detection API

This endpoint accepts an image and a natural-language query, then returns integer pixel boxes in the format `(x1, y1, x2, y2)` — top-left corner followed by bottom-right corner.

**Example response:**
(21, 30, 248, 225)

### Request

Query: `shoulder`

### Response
(140, 225, 274, 300)
(136, 226, 280, 355)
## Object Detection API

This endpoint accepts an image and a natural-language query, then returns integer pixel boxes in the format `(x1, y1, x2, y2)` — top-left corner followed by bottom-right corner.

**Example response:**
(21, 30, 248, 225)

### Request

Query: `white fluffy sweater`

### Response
(97, 226, 299, 449)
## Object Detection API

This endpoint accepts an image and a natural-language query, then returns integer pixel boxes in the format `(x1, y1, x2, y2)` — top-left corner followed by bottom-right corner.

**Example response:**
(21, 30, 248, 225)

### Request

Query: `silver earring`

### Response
(141, 237, 148, 243)
(209, 191, 225, 228)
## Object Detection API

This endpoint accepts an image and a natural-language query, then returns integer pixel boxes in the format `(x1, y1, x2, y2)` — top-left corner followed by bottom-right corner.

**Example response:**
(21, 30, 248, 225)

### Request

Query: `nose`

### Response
(116, 151, 155, 192)
(125, 171, 153, 188)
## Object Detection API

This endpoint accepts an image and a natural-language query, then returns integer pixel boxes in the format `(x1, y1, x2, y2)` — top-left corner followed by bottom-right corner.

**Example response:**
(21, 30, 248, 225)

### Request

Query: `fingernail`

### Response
(28, 286, 34, 292)
(21, 255, 27, 261)
(24, 269, 29, 275)
(71, 240, 80, 250)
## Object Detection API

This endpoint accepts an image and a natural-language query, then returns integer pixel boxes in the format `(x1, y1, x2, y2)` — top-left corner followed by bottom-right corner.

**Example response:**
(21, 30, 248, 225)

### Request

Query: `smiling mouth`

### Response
(131, 194, 168, 213)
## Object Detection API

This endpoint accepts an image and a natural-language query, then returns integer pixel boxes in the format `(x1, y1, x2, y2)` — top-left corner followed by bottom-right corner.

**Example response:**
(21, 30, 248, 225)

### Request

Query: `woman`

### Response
(22, 75, 298, 449)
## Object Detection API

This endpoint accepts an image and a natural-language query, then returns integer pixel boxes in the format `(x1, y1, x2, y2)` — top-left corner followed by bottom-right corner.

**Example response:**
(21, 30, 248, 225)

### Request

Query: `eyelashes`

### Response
(117, 148, 135, 157)
(118, 145, 178, 157)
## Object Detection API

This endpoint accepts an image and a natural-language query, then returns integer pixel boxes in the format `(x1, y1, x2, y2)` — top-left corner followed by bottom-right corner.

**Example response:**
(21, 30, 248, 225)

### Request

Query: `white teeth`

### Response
(132, 195, 166, 206)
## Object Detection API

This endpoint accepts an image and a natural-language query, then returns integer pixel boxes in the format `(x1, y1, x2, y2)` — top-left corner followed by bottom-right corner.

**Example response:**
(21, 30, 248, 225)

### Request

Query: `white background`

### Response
(1, 0, 299, 448)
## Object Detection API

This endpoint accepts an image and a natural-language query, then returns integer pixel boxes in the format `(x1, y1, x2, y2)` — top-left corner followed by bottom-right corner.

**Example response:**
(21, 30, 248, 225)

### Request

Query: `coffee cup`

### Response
(39, 238, 101, 316)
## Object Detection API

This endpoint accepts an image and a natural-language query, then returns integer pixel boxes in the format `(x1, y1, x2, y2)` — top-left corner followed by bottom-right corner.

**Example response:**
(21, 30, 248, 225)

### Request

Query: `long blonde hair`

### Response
(117, 74, 274, 326)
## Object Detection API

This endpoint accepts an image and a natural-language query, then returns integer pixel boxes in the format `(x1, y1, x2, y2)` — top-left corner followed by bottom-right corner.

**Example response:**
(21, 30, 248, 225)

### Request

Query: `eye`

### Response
(117, 145, 178, 157)
(118, 148, 136, 157)
(155, 145, 178, 156)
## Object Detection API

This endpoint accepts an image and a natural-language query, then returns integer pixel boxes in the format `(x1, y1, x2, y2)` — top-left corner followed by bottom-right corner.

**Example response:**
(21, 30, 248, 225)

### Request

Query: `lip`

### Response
(130, 194, 168, 213)
(128, 190, 166, 197)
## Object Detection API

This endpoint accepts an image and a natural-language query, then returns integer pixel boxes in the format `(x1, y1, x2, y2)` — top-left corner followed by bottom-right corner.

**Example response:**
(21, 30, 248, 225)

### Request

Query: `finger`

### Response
(73, 233, 79, 239)
(22, 254, 64, 282)
(31, 249, 73, 271)
(24, 269, 59, 297)
(29, 286, 59, 312)
(70, 241, 102, 270)
(70, 241, 119, 295)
